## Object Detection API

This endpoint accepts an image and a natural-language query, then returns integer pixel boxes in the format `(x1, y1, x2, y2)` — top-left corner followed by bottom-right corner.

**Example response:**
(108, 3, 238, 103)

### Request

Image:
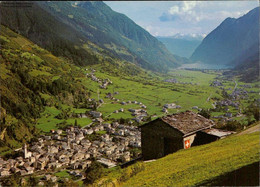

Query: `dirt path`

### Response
(237, 123, 260, 135)
(232, 80, 238, 93)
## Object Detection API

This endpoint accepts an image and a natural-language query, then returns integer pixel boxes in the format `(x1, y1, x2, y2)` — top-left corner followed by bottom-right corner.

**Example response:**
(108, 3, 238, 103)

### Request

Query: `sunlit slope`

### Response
(123, 132, 259, 186)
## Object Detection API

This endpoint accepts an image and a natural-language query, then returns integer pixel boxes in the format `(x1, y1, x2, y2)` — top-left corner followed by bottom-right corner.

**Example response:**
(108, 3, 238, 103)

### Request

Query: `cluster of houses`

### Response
(128, 108, 148, 123)
(240, 84, 252, 88)
(0, 122, 141, 179)
(164, 79, 197, 85)
(86, 69, 112, 89)
(230, 88, 248, 100)
(210, 80, 223, 87)
(105, 91, 119, 99)
(212, 98, 242, 120)
(109, 98, 148, 123)
(215, 99, 239, 108)
(162, 103, 181, 113)
(213, 112, 234, 120)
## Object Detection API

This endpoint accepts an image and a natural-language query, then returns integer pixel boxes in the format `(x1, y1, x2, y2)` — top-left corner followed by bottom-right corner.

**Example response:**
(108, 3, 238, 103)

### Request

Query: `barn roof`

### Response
(141, 111, 215, 136)
(202, 128, 235, 138)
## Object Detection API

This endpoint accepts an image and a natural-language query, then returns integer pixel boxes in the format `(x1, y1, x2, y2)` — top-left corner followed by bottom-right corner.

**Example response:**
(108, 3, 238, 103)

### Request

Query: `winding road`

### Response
(232, 80, 238, 93)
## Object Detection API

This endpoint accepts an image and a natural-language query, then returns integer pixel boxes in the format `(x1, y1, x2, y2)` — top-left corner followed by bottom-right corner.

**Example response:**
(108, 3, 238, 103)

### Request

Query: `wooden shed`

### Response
(140, 111, 216, 160)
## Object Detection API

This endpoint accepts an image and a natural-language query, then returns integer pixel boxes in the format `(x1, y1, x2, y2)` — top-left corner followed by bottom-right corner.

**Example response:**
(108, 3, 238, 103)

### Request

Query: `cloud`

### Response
(159, 2, 245, 24)
(168, 6, 180, 15)
(160, 2, 202, 23)
(159, 12, 179, 22)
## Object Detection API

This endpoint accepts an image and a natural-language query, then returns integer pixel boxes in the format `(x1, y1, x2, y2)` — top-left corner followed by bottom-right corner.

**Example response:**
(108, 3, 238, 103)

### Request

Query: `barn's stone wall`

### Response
(141, 119, 183, 160)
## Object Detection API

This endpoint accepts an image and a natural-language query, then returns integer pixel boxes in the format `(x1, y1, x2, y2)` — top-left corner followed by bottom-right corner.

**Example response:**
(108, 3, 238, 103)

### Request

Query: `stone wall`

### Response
(141, 119, 183, 160)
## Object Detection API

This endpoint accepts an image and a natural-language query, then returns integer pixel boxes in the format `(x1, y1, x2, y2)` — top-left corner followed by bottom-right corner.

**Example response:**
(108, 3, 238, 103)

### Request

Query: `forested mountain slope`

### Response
(0, 1, 181, 72)
(0, 25, 145, 151)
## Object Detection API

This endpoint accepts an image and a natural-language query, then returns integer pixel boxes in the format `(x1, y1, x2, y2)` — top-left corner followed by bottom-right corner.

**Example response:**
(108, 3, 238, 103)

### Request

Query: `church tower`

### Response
(24, 143, 32, 158)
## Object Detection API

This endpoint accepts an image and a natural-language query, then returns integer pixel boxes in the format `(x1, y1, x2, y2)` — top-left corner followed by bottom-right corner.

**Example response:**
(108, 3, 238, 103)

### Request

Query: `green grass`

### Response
(37, 106, 93, 132)
(0, 147, 12, 156)
(168, 69, 219, 86)
(72, 108, 89, 114)
(82, 68, 220, 118)
(35, 66, 258, 134)
(66, 118, 92, 127)
(55, 170, 71, 178)
(96, 130, 107, 135)
(123, 132, 260, 186)
(98, 132, 259, 186)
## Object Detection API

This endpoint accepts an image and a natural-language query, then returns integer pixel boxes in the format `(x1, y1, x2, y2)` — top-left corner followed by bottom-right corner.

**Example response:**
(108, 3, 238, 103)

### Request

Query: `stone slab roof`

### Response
(160, 111, 215, 136)
(137, 111, 216, 136)
(202, 128, 234, 138)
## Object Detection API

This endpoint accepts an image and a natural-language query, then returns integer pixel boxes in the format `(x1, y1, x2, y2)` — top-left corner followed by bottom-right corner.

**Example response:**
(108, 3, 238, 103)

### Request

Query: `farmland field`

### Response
(36, 65, 259, 133)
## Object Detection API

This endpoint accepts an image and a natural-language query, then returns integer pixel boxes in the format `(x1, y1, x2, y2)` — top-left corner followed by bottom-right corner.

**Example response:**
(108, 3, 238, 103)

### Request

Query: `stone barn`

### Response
(140, 111, 225, 160)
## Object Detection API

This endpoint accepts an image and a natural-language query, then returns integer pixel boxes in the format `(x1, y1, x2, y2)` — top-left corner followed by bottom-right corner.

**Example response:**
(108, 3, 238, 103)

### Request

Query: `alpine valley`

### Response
(0, 1, 259, 186)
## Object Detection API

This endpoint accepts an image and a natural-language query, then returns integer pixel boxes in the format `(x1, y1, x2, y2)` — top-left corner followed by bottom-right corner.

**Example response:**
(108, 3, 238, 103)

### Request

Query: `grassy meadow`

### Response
(36, 67, 222, 132)
(36, 63, 259, 132)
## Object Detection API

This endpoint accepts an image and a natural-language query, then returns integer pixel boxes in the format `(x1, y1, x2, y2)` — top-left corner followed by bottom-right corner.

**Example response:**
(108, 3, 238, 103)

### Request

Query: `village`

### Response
(0, 68, 143, 182)
(0, 121, 141, 182)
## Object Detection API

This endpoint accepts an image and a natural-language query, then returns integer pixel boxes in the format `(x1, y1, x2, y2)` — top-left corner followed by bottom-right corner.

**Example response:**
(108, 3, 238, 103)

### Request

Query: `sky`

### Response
(105, 1, 259, 37)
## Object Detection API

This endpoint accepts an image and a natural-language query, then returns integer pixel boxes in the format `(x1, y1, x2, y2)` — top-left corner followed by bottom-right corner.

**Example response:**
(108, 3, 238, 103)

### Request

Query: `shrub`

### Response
(218, 120, 243, 131)
(198, 109, 211, 119)
(84, 161, 106, 184)
(119, 162, 145, 182)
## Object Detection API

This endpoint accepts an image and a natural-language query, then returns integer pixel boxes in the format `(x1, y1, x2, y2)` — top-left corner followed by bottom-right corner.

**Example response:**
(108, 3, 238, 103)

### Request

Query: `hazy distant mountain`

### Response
(190, 7, 259, 67)
(157, 34, 203, 58)
(170, 33, 205, 41)
(0, 1, 181, 72)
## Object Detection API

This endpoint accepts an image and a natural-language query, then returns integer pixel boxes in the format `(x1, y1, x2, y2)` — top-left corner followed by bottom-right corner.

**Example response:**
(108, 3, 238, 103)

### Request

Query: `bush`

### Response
(218, 120, 243, 131)
(119, 162, 145, 182)
(245, 101, 260, 121)
(198, 109, 211, 119)
(84, 161, 106, 184)
(131, 162, 145, 175)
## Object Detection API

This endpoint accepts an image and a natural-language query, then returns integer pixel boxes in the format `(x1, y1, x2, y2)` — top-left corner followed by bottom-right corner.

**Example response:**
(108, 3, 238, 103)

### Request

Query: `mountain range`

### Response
(0, 1, 181, 72)
(190, 7, 259, 68)
(157, 34, 203, 58)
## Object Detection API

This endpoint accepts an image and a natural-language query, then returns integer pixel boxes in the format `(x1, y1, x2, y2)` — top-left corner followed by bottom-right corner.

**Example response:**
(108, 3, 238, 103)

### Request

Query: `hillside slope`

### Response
(224, 45, 259, 82)
(0, 1, 180, 72)
(100, 132, 259, 186)
(0, 23, 155, 152)
(190, 7, 259, 67)
(0, 25, 89, 150)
